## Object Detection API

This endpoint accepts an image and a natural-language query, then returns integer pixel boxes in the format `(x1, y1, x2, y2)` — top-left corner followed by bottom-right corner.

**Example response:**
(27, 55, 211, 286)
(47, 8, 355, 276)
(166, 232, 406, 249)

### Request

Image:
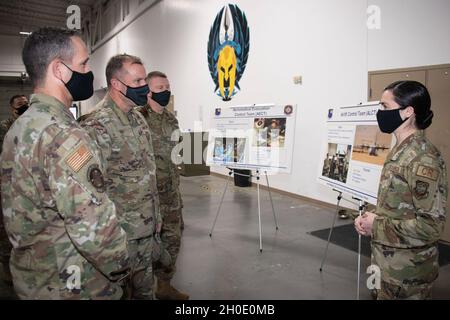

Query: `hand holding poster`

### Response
(318, 103, 394, 205)
(206, 104, 297, 173)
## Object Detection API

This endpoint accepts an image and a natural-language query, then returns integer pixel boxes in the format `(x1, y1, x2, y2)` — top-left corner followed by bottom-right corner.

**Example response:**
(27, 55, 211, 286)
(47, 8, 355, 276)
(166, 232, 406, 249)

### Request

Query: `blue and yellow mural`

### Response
(208, 4, 250, 101)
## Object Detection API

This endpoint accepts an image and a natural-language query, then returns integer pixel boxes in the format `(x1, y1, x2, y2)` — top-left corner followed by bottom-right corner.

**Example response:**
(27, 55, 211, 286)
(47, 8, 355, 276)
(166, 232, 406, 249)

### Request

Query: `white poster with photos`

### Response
(318, 102, 395, 205)
(206, 104, 297, 173)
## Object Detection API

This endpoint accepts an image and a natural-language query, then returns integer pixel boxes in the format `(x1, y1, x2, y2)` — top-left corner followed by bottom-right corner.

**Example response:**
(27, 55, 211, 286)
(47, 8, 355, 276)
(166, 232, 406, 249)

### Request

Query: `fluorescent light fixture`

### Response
(20, 31, 32, 35)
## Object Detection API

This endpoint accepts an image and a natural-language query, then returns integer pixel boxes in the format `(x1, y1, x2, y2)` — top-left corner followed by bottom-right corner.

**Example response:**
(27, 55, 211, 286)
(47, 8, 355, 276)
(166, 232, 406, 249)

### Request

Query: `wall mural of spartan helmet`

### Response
(208, 4, 250, 101)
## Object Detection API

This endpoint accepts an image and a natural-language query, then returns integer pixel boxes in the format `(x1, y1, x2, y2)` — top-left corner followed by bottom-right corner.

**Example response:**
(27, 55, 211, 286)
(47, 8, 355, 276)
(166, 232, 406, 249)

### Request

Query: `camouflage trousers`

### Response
(0, 258, 17, 299)
(154, 201, 183, 281)
(122, 236, 154, 300)
(0, 223, 16, 299)
(377, 281, 433, 300)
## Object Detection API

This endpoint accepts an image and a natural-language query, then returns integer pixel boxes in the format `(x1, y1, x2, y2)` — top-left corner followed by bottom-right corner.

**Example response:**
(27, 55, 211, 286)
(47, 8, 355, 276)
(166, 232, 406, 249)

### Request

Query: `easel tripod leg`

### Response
(357, 233, 362, 300)
(257, 172, 263, 252)
(265, 171, 279, 230)
(319, 191, 342, 272)
(209, 172, 232, 237)
(356, 199, 365, 301)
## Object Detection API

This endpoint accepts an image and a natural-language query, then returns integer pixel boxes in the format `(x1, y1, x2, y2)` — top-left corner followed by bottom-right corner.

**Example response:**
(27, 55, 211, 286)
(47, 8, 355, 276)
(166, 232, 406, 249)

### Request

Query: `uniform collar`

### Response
(104, 93, 133, 125)
(30, 93, 75, 121)
(389, 130, 424, 162)
(143, 104, 167, 119)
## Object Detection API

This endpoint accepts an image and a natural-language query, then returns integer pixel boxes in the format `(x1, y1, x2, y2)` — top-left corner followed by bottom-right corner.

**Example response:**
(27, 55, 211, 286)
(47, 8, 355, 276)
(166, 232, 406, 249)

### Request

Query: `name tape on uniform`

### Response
(416, 165, 439, 181)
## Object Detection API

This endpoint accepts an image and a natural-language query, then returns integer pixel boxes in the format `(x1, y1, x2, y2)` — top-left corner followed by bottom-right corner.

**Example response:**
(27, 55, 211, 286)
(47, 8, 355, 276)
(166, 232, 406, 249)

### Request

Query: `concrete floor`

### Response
(172, 174, 450, 300)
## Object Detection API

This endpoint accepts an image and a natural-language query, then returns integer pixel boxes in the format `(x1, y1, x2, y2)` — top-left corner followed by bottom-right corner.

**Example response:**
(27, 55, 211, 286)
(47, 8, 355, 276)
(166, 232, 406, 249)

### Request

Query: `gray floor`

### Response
(171, 175, 450, 300)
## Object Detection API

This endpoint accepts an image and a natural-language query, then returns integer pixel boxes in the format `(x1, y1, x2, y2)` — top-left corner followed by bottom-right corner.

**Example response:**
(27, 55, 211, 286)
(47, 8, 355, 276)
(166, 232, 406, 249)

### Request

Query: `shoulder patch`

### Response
(65, 144, 93, 172)
(416, 165, 439, 181)
(87, 164, 106, 193)
(414, 180, 430, 199)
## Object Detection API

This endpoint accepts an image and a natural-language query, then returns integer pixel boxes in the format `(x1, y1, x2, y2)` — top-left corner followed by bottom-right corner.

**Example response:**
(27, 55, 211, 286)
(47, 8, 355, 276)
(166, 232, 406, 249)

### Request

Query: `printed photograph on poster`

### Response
(213, 138, 226, 161)
(213, 137, 247, 163)
(234, 138, 247, 162)
(351, 125, 392, 166)
(253, 118, 286, 148)
(322, 144, 351, 183)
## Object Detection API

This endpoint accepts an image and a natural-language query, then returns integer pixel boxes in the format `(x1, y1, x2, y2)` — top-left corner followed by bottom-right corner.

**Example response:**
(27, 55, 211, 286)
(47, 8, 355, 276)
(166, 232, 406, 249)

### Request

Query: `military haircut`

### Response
(145, 71, 167, 83)
(9, 94, 26, 106)
(22, 27, 78, 88)
(105, 54, 144, 88)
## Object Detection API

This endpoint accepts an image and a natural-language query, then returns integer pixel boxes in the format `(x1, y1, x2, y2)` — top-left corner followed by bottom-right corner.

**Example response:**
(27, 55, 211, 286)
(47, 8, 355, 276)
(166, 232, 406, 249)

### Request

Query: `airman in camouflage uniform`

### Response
(371, 131, 447, 299)
(0, 119, 15, 149)
(0, 95, 28, 153)
(356, 81, 448, 300)
(80, 55, 161, 300)
(2, 94, 131, 299)
(1, 28, 131, 300)
(137, 71, 188, 300)
(0, 94, 28, 299)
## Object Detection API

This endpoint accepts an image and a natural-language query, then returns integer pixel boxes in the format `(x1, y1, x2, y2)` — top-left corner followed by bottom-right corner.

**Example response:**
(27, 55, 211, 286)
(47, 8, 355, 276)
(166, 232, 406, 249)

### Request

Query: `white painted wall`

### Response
(82, 0, 450, 207)
(368, 0, 450, 70)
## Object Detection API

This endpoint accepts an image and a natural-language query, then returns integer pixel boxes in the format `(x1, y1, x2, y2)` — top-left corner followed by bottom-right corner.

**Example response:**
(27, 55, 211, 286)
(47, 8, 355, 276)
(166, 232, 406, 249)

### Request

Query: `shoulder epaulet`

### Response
(81, 107, 115, 126)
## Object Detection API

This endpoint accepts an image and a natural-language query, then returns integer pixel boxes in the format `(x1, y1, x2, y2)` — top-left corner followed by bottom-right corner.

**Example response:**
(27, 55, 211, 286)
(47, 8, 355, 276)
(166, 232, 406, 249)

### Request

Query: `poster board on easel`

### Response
(206, 104, 297, 174)
(317, 102, 395, 205)
(206, 104, 293, 251)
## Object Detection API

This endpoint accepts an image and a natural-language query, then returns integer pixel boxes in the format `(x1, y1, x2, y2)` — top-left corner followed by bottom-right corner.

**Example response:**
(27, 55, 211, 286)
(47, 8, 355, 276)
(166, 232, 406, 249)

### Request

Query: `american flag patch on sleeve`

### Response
(65, 144, 93, 172)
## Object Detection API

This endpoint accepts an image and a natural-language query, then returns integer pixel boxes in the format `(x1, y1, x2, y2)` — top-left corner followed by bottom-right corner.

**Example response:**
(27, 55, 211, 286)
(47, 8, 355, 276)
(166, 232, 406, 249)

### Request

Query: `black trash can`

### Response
(233, 169, 252, 187)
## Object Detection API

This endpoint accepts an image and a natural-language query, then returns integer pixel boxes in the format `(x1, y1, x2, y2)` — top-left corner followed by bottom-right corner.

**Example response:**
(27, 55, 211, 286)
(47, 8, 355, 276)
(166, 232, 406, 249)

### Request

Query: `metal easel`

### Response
(318, 188, 367, 300)
(209, 168, 279, 252)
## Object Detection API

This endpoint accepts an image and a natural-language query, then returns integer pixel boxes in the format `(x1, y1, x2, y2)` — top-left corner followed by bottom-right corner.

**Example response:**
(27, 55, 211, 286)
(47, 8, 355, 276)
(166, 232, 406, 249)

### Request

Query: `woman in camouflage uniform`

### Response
(355, 81, 448, 300)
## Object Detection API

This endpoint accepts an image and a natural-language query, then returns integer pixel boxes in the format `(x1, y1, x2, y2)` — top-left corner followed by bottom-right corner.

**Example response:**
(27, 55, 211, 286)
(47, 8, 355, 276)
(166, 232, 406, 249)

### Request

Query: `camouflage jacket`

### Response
(136, 105, 183, 216)
(0, 116, 16, 259)
(0, 117, 15, 154)
(372, 130, 448, 286)
(137, 105, 182, 195)
(0, 93, 130, 299)
(80, 94, 161, 240)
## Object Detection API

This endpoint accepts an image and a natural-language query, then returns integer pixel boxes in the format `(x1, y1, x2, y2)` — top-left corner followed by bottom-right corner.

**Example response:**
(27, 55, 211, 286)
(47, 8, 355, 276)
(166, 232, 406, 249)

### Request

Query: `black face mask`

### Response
(61, 62, 94, 101)
(15, 104, 29, 115)
(151, 90, 171, 107)
(376, 108, 408, 134)
(118, 80, 149, 106)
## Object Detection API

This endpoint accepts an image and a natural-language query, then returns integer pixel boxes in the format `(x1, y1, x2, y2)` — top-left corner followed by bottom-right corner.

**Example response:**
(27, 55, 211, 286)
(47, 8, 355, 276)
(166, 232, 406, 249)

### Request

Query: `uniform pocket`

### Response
(108, 168, 150, 207)
(382, 170, 414, 218)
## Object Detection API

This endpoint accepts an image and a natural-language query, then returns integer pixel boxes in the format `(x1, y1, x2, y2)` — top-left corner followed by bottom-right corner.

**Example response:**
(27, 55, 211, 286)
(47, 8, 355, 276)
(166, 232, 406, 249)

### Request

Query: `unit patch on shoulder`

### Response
(66, 144, 93, 172)
(87, 164, 105, 193)
(414, 180, 430, 200)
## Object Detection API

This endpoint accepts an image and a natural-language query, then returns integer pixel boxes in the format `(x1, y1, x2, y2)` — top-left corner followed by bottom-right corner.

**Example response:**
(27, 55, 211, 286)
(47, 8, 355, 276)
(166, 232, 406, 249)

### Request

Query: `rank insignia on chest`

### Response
(66, 144, 93, 172)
